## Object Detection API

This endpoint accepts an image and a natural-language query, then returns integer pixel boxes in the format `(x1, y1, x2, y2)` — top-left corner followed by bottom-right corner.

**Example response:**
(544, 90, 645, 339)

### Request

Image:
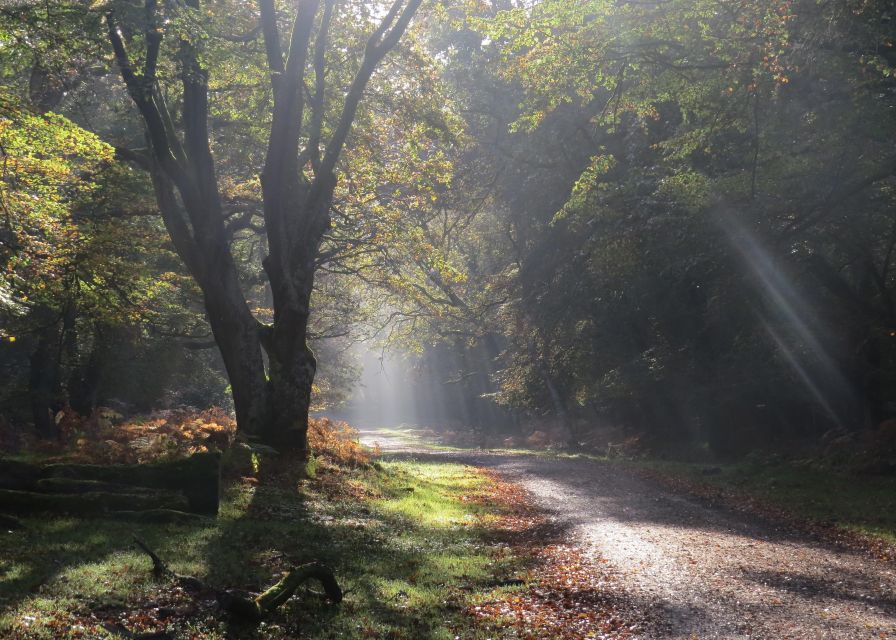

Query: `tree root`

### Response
(131, 534, 341, 623)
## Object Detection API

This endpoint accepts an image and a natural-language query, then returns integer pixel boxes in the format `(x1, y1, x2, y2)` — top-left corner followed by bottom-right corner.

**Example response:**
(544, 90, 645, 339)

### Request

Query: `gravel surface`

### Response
(359, 429, 896, 639)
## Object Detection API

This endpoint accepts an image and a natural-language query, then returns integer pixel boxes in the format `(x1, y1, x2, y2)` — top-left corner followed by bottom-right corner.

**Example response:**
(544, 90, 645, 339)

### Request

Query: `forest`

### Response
(1, 0, 896, 639)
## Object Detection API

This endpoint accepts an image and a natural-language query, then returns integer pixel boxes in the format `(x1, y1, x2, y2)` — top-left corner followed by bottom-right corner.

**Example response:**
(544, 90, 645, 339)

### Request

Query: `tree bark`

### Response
(200, 278, 271, 439)
(260, 191, 329, 453)
(28, 312, 61, 439)
(266, 337, 316, 453)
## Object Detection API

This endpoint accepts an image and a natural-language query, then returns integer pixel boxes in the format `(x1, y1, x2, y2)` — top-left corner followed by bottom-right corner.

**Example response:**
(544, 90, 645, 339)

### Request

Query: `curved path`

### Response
(359, 429, 896, 639)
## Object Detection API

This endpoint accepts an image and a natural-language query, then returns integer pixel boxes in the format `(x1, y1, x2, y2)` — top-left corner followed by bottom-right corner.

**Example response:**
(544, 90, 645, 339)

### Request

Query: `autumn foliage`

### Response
(307, 417, 370, 468)
(21, 406, 237, 464)
(0, 408, 373, 469)
(467, 470, 646, 639)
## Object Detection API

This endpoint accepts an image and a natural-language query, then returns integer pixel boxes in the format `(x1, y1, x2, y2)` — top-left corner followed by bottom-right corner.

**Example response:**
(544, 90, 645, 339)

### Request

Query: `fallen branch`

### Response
(132, 535, 204, 591)
(132, 535, 168, 577)
(218, 563, 343, 622)
(131, 535, 341, 623)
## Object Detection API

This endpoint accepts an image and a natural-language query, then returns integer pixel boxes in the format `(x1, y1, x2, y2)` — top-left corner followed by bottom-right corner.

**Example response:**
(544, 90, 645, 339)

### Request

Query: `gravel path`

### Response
(358, 429, 896, 639)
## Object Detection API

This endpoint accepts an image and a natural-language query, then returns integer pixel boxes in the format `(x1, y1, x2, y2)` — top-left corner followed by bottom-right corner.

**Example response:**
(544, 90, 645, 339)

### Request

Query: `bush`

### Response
(307, 417, 369, 467)
(46, 406, 236, 464)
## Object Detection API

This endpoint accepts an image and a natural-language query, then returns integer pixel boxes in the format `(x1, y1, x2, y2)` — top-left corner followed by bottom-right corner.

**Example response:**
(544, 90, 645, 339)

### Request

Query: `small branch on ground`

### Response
(132, 535, 205, 591)
(218, 562, 343, 622)
(131, 534, 341, 624)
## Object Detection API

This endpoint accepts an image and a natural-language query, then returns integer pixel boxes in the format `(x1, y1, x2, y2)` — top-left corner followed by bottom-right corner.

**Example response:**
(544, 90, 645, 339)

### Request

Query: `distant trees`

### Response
(0, 84, 230, 437)
(401, 0, 896, 452)
(4, 0, 895, 456)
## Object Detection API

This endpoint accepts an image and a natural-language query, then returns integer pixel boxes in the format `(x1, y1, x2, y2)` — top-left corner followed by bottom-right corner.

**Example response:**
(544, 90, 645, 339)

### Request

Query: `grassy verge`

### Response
(0, 457, 537, 639)
(374, 426, 896, 556)
(631, 458, 896, 549)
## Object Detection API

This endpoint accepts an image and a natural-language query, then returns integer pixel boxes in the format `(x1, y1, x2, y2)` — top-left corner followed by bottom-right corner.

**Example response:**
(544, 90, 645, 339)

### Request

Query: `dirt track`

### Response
(359, 429, 896, 639)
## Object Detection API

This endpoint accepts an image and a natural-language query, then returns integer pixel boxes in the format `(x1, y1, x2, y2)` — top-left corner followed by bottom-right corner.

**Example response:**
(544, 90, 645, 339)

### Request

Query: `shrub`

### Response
(307, 417, 369, 467)
(53, 406, 236, 464)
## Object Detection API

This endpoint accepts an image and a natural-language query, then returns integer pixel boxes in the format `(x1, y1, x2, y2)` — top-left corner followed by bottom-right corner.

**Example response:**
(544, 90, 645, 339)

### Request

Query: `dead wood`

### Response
(131, 534, 341, 623)
(0, 452, 221, 515)
(44, 452, 221, 514)
(0, 458, 41, 490)
(132, 535, 205, 592)
(218, 562, 343, 622)
(36, 478, 181, 495)
(111, 509, 208, 524)
(0, 488, 190, 514)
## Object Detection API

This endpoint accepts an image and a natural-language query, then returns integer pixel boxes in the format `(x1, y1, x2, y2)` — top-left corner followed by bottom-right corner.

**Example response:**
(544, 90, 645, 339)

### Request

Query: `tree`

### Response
(399, 0, 896, 452)
(103, 0, 423, 450)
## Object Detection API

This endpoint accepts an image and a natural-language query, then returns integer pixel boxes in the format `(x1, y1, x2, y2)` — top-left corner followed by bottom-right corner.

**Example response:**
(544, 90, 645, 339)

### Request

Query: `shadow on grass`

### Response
(1, 455, 661, 639)
(195, 458, 558, 639)
(0, 518, 115, 611)
(0, 514, 224, 617)
(380, 447, 896, 560)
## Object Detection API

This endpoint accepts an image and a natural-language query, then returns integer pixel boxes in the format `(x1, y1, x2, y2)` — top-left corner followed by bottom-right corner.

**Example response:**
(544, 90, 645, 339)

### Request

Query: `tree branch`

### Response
(106, 9, 191, 196)
(319, 0, 422, 178)
(149, 165, 203, 283)
(144, 0, 161, 87)
(261, 0, 320, 262)
(304, 0, 334, 172)
(259, 0, 284, 88)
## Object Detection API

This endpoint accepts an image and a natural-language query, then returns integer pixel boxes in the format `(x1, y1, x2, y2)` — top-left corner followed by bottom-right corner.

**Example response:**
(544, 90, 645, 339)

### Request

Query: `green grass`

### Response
(635, 458, 896, 544)
(0, 459, 532, 639)
(378, 428, 896, 546)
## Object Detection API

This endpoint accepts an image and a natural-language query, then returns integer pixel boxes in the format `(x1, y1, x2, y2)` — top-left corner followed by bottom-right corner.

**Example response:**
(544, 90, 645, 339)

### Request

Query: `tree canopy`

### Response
(1, 0, 895, 456)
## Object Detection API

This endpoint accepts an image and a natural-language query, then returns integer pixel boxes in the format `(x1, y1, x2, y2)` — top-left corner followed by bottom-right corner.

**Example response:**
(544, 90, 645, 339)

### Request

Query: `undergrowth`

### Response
(0, 418, 619, 639)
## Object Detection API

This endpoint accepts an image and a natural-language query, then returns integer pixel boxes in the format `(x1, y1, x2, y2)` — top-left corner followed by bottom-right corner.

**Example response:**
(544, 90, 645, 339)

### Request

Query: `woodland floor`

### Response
(3, 449, 618, 640)
(359, 428, 896, 639)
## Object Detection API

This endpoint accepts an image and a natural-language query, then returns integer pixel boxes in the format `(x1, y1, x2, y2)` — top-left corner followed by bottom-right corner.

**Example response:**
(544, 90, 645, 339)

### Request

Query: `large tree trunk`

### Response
(148, 167, 271, 439)
(265, 322, 317, 452)
(201, 279, 271, 439)
(262, 237, 322, 454)
(109, 0, 422, 450)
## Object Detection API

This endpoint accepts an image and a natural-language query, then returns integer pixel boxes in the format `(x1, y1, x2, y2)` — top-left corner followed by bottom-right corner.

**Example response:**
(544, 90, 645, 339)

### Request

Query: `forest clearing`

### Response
(3, 0, 896, 637)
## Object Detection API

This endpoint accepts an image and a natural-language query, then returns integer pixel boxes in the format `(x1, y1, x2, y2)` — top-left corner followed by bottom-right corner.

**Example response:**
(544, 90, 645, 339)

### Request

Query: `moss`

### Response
(43, 452, 221, 515)
(0, 488, 189, 514)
